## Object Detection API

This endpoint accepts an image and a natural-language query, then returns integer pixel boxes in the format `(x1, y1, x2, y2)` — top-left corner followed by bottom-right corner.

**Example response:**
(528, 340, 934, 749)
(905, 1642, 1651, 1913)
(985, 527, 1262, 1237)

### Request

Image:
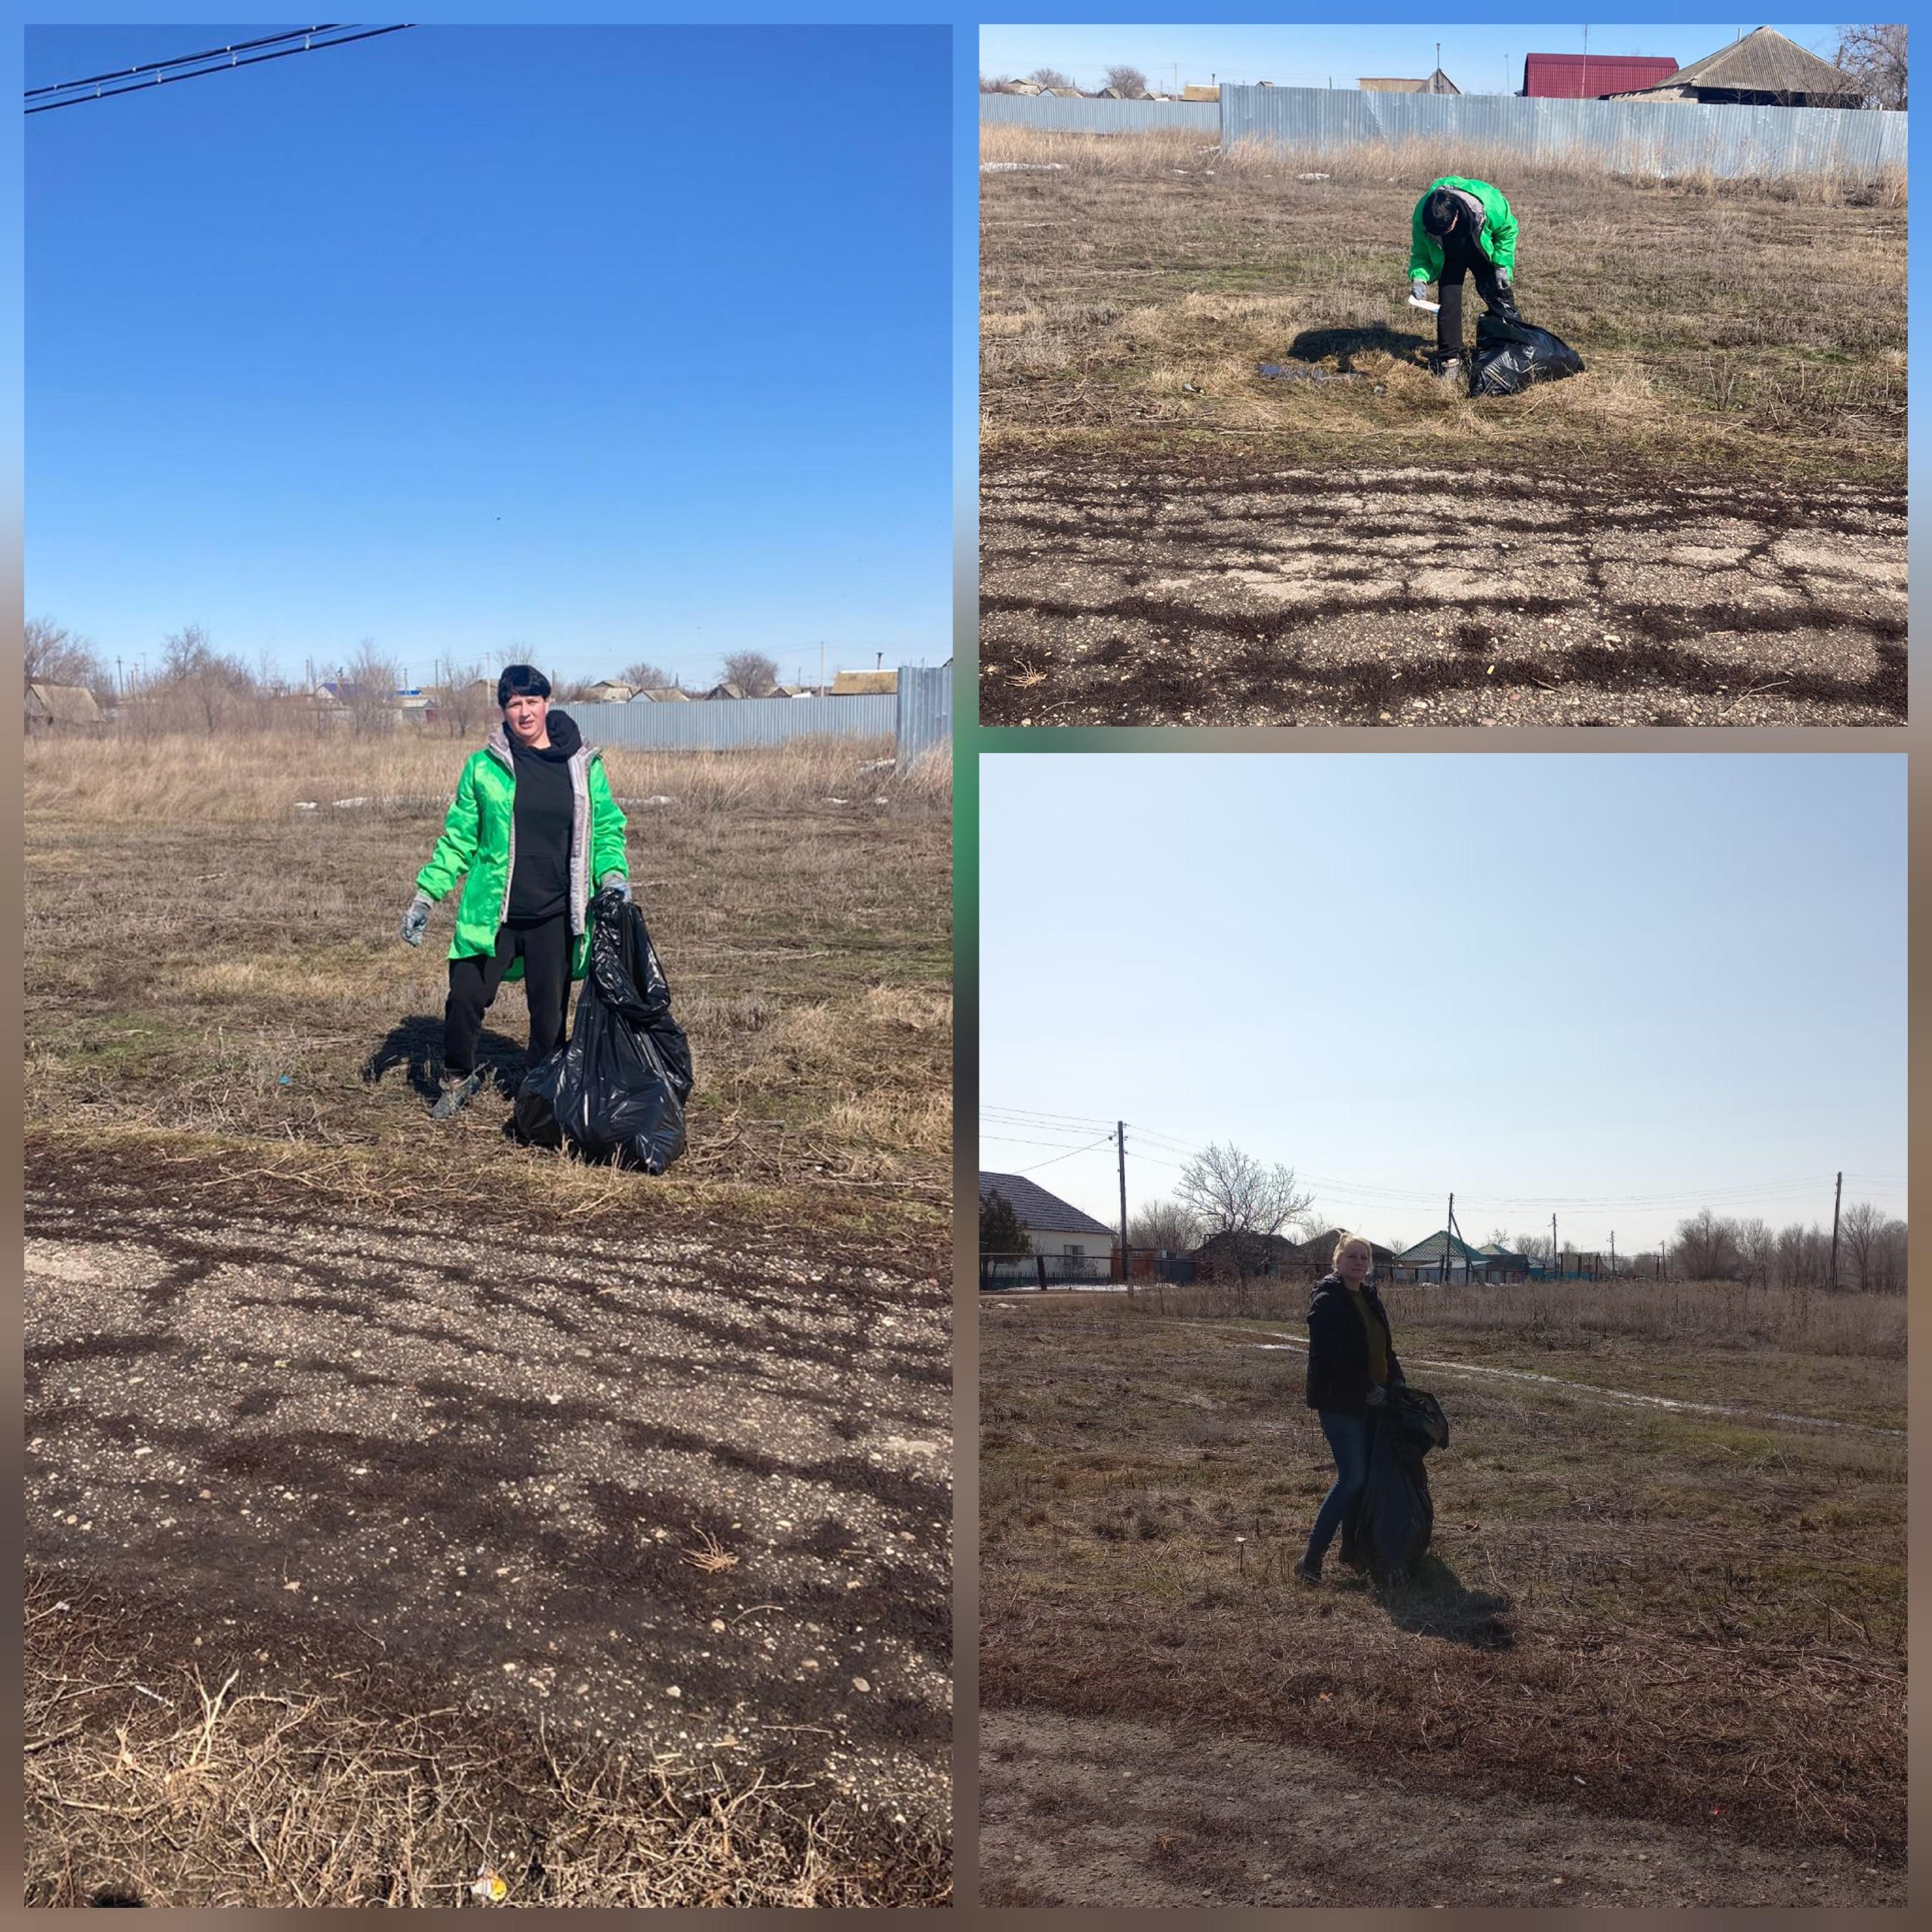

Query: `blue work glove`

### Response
(400, 892, 432, 946)
(599, 873, 632, 904)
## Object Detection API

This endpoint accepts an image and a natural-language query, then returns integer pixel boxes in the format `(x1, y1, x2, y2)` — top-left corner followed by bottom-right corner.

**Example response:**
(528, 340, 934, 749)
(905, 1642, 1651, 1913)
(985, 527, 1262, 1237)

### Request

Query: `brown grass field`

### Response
(979, 1281, 1905, 1908)
(980, 130, 1907, 726)
(24, 728, 952, 1906)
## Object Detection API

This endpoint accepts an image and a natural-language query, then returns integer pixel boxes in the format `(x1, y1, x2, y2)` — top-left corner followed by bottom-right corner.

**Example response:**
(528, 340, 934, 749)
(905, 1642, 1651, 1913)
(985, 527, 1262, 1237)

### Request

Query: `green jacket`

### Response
(1408, 177, 1518, 283)
(414, 723, 629, 980)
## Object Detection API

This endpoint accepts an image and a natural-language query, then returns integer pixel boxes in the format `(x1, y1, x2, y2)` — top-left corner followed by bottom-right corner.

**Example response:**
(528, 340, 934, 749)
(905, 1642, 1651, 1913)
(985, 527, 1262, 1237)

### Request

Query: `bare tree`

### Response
(1029, 66, 1075, 91)
(342, 641, 401, 737)
(1127, 1195, 1203, 1254)
(1834, 25, 1907, 108)
(432, 657, 491, 740)
(1511, 1229, 1553, 1266)
(1673, 1208, 1741, 1282)
(1105, 63, 1149, 97)
(721, 650, 779, 696)
(1177, 1142, 1313, 1300)
(621, 660, 675, 692)
(24, 617, 106, 696)
(158, 623, 255, 734)
(1836, 1199, 1892, 1292)
(1734, 1217, 1776, 1289)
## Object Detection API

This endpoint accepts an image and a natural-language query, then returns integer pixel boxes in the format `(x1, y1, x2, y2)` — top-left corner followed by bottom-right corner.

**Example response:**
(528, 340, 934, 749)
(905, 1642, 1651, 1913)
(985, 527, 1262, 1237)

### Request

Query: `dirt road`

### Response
(980, 1710, 1903, 1908)
(24, 1168, 950, 1833)
(980, 457, 1905, 726)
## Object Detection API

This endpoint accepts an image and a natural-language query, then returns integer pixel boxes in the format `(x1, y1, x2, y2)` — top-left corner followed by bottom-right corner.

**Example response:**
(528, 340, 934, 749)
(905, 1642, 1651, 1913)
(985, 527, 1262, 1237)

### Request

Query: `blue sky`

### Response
(979, 755, 1906, 1253)
(26, 24, 949, 691)
(978, 23, 1846, 96)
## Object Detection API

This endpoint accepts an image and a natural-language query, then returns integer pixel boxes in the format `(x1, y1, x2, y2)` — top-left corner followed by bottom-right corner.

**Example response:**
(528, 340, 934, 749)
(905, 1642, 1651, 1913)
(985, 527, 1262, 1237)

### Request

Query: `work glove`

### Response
(599, 873, 632, 904)
(1407, 279, 1437, 310)
(1487, 271, 1521, 322)
(400, 892, 432, 946)
(1365, 1385, 1388, 1408)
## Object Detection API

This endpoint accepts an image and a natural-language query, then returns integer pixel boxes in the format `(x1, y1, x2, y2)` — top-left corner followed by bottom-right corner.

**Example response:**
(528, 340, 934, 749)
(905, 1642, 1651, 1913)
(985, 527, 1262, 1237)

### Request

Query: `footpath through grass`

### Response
(980, 1287, 1906, 1868)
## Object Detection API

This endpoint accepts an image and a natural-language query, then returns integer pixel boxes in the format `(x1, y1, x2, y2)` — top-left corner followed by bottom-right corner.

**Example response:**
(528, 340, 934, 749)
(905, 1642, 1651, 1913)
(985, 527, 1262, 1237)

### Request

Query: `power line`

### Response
(26, 25, 411, 115)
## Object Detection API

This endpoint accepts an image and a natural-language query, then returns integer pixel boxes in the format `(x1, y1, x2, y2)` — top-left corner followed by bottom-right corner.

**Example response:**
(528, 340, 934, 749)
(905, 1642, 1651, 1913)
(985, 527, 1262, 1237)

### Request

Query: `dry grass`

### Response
(24, 1570, 948, 1908)
(980, 128, 1906, 484)
(25, 729, 951, 1254)
(980, 1287, 1906, 1871)
(1120, 1275, 1906, 1360)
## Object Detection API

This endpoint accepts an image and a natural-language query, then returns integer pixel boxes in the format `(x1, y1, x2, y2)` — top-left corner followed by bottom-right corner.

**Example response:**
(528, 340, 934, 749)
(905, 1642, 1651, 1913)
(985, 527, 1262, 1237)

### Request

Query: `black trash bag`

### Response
(1339, 1383, 1447, 1586)
(514, 888, 694, 1174)
(1469, 309, 1585, 397)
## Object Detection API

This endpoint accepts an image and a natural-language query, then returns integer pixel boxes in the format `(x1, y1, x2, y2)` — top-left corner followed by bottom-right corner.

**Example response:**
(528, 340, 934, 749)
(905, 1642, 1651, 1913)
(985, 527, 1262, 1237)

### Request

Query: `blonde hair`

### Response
(1332, 1232, 1373, 1266)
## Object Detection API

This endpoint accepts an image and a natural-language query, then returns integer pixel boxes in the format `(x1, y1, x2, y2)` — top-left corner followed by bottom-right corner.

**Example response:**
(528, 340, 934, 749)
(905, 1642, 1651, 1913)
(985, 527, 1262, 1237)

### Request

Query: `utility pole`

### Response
(1552, 1212, 1559, 1281)
(1609, 1231, 1616, 1276)
(818, 641, 825, 695)
(1582, 23, 1589, 100)
(1117, 1121, 1131, 1289)
(1829, 1170, 1842, 1290)
(1441, 1192, 1454, 1284)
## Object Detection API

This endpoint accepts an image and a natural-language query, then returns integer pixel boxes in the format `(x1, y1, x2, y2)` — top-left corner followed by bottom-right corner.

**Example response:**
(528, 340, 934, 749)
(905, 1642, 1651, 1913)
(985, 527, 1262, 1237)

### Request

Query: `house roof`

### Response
(1522, 52, 1678, 98)
(704, 682, 746, 700)
(832, 669, 897, 695)
(1654, 27, 1860, 100)
(1394, 1230, 1487, 1265)
(1476, 1241, 1527, 1260)
(26, 681, 103, 724)
(1294, 1228, 1398, 1266)
(630, 686, 688, 702)
(979, 1172, 1114, 1238)
(1361, 69, 1458, 95)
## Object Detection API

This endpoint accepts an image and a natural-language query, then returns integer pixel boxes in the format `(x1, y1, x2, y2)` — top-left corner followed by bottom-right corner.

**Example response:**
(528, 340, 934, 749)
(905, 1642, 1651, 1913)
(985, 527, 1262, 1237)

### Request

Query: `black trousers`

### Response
(1437, 258, 1510, 358)
(443, 912, 573, 1078)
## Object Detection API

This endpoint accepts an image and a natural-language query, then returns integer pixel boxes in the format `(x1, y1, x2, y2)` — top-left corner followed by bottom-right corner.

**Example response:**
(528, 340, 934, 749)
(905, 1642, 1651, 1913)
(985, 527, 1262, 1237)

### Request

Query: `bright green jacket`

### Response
(414, 725, 629, 980)
(1408, 177, 1518, 283)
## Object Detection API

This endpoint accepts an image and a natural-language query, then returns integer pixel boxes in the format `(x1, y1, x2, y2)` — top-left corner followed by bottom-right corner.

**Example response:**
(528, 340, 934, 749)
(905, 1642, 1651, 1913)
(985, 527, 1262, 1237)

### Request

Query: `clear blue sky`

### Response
(978, 23, 1846, 96)
(979, 755, 1906, 1254)
(26, 24, 949, 691)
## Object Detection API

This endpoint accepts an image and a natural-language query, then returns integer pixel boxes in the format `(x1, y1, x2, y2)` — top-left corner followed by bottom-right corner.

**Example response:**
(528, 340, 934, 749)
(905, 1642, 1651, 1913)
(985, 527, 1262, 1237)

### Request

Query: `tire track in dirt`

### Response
(23, 1194, 951, 1829)
(1224, 1329, 1905, 1438)
(979, 1709, 1902, 1908)
(980, 460, 1906, 726)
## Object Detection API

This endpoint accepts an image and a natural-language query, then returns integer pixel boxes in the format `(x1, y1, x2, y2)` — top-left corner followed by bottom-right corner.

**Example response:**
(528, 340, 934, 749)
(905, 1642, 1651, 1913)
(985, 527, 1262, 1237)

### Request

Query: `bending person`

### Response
(401, 664, 630, 1118)
(1295, 1233, 1404, 1584)
(1408, 177, 1521, 383)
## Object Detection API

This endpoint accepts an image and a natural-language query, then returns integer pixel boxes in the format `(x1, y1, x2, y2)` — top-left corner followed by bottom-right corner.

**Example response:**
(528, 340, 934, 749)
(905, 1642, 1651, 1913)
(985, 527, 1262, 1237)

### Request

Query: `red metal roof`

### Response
(1522, 52, 1678, 99)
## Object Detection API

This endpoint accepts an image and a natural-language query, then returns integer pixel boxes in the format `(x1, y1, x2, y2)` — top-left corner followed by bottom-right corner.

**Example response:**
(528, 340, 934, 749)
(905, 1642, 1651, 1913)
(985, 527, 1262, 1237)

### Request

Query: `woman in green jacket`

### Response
(1407, 177, 1522, 381)
(400, 664, 630, 1118)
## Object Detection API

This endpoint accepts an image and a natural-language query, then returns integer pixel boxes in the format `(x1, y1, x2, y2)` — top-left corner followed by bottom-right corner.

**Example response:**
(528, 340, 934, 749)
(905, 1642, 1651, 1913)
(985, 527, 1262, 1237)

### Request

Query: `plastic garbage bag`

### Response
(514, 887, 693, 1174)
(1469, 310, 1585, 397)
(1340, 1383, 1447, 1585)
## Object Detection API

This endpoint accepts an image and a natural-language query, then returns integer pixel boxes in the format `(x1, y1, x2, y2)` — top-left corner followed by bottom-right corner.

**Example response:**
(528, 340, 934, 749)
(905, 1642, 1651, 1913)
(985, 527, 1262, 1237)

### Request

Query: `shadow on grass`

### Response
(1286, 325, 1432, 371)
(361, 1015, 531, 1100)
(1376, 1552, 1515, 1650)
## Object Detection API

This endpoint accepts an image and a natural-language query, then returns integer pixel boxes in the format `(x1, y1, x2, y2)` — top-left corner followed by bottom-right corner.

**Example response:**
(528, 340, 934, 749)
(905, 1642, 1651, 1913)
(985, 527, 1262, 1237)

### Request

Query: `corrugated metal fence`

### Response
(1222, 84, 1905, 180)
(572, 665, 951, 762)
(980, 85, 1905, 180)
(980, 92, 1219, 134)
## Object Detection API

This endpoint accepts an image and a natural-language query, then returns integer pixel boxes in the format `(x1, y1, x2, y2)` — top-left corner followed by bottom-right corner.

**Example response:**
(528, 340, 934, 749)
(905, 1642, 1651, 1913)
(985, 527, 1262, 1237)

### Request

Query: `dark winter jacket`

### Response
(1304, 1273, 1404, 1417)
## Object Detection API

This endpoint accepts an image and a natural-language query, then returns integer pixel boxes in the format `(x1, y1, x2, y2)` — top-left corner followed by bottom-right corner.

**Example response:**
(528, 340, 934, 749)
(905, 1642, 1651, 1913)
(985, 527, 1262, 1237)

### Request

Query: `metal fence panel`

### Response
(1221, 83, 1904, 180)
(980, 93, 1220, 135)
(895, 663, 952, 763)
(574, 693, 894, 751)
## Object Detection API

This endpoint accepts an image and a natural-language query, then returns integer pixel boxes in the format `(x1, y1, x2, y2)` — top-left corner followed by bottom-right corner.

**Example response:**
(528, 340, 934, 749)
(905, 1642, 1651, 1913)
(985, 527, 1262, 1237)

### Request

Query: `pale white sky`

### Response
(978, 755, 1905, 1255)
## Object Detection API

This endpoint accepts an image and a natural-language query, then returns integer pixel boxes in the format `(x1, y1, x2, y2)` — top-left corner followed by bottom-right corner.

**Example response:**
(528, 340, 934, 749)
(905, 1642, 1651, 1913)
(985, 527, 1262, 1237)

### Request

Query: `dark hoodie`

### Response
(1304, 1272, 1404, 1417)
(507, 709, 582, 923)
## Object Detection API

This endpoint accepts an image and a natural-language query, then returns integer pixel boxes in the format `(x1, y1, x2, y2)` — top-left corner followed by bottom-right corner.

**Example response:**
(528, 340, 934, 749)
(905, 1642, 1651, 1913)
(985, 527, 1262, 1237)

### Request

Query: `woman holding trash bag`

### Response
(1407, 177, 1521, 383)
(1294, 1233, 1405, 1585)
(399, 664, 630, 1118)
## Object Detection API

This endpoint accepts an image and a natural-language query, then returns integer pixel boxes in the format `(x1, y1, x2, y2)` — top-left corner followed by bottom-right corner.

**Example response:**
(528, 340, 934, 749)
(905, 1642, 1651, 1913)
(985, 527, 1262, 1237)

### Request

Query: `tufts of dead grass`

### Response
(24, 1572, 949, 1909)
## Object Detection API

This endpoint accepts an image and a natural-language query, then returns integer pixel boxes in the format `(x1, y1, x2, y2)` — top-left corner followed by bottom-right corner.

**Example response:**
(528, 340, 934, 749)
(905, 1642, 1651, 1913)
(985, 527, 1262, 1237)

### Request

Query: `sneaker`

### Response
(1293, 1555, 1323, 1586)
(1433, 355, 1466, 387)
(429, 1071, 483, 1120)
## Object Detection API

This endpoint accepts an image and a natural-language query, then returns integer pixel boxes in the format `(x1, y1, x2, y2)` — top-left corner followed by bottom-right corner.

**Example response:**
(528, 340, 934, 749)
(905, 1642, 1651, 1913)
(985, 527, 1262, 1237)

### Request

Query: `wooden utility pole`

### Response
(1117, 1121, 1131, 1289)
(1552, 1212, 1559, 1281)
(1609, 1231, 1616, 1276)
(1829, 1170, 1843, 1290)
(1441, 1193, 1455, 1284)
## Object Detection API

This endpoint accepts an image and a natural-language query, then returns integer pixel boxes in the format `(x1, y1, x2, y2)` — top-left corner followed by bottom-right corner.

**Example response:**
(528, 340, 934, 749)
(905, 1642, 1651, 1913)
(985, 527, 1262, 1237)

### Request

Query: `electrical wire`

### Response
(26, 25, 411, 114)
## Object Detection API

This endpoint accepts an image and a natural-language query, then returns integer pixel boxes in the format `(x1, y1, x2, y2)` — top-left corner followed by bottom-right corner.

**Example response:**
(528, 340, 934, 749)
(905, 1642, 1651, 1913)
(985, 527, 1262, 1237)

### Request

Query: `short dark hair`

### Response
(497, 663, 551, 707)
(1421, 189, 1462, 238)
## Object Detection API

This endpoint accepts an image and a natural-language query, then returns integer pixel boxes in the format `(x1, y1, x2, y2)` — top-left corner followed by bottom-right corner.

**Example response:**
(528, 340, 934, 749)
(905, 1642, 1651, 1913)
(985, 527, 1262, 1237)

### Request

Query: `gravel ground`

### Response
(980, 457, 1906, 727)
(23, 1193, 951, 1833)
